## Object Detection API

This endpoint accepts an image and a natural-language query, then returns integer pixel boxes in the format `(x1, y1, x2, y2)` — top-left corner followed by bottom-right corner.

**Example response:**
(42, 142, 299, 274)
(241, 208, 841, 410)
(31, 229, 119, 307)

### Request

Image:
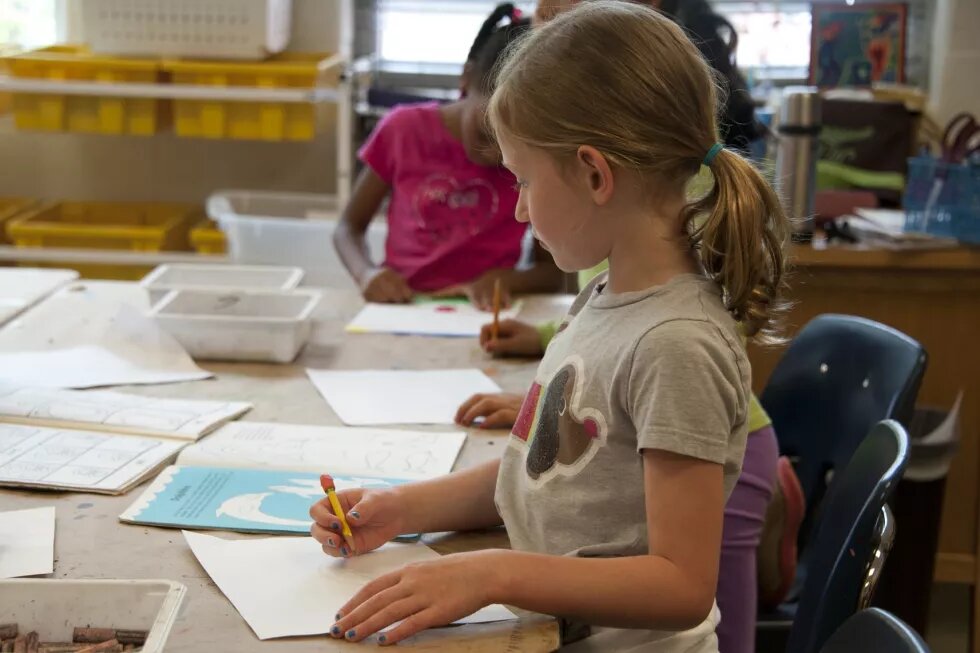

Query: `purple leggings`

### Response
(717, 425, 779, 653)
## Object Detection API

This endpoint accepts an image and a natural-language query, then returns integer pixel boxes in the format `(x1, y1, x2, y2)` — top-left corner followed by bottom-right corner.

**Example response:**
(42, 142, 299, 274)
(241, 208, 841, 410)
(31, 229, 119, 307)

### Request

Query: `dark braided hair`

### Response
(466, 3, 530, 95)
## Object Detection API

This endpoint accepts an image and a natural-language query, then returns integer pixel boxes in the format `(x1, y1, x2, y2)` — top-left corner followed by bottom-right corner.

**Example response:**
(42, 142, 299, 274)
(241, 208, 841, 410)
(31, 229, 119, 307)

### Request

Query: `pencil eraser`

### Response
(320, 474, 336, 491)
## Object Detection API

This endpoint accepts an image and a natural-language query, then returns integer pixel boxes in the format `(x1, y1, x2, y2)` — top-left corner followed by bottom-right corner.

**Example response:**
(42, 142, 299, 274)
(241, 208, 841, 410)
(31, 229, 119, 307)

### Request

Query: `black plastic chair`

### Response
(819, 608, 930, 653)
(758, 420, 910, 653)
(760, 314, 926, 552)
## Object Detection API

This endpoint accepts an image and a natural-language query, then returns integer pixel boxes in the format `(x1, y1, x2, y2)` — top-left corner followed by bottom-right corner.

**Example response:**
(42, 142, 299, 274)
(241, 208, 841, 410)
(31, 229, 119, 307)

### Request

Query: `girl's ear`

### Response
(576, 145, 615, 206)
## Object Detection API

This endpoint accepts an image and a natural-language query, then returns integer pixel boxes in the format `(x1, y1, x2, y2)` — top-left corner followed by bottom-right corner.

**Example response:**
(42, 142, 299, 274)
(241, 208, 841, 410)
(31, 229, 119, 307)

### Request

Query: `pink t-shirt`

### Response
(359, 102, 524, 292)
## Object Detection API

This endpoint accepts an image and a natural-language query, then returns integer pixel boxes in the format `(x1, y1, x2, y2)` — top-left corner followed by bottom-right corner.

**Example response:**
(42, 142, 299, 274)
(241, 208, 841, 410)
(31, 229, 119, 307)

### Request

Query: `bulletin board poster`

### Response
(810, 3, 907, 88)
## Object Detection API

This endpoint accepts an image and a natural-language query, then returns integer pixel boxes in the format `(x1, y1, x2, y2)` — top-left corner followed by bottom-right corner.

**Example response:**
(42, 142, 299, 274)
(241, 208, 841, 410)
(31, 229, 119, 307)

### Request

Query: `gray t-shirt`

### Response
(495, 273, 750, 650)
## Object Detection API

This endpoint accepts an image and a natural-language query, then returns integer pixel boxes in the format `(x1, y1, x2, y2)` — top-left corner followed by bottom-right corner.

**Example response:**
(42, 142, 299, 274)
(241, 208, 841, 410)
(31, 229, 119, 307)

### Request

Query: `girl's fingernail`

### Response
(350, 510, 361, 519)
(379, 634, 387, 644)
(346, 629, 356, 640)
(330, 625, 341, 636)
(341, 546, 349, 556)
(329, 522, 340, 531)
(327, 537, 335, 547)
(335, 612, 342, 620)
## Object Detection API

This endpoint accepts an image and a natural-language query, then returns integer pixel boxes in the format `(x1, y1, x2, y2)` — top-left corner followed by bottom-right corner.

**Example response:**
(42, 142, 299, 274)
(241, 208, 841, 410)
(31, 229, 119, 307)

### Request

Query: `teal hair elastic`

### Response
(702, 143, 724, 167)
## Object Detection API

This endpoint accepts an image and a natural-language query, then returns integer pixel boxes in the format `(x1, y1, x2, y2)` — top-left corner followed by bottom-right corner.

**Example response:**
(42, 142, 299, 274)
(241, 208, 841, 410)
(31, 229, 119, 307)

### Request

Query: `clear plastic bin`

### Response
(141, 262, 304, 304)
(149, 287, 321, 363)
(207, 190, 387, 287)
(0, 579, 186, 653)
(81, 0, 292, 60)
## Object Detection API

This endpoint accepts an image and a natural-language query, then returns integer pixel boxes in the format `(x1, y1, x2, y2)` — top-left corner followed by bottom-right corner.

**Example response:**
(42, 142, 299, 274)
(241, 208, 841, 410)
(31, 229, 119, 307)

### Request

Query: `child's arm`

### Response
(465, 241, 565, 309)
(333, 167, 413, 303)
(331, 449, 723, 644)
(310, 459, 502, 556)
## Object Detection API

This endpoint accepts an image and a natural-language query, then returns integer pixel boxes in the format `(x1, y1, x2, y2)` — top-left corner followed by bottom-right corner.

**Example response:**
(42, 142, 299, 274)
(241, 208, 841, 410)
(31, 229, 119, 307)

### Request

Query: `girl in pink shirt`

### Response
(334, 4, 562, 308)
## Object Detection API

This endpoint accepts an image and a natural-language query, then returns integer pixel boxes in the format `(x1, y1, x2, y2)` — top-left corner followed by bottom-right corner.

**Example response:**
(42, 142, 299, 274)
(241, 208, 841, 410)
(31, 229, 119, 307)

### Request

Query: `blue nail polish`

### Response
(327, 537, 335, 546)
(335, 612, 342, 620)
(341, 546, 348, 556)
(330, 522, 340, 531)
(331, 625, 340, 636)
(346, 629, 356, 639)
(379, 634, 387, 643)
(350, 510, 361, 519)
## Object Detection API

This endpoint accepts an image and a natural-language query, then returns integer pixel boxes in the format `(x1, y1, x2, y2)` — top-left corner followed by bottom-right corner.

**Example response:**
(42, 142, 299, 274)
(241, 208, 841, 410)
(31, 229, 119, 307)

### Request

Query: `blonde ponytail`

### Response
(688, 147, 789, 343)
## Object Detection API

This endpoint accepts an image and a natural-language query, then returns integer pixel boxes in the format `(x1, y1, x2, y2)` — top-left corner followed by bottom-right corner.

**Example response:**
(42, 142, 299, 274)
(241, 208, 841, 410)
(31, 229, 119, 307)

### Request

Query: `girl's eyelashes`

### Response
(513, 180, 528, 191)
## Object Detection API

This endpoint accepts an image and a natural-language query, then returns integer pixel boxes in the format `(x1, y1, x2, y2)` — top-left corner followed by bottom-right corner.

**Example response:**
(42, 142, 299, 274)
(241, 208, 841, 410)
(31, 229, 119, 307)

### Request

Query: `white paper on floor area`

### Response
(178, 422, 465, 480)
(346, 301, 522, 338)
(183, 531, 516, 640)
(0, 268, 78, 327)
(306, 369, 502, 426)
(0, 506, 55, 578)
(0, 283, 210, 388)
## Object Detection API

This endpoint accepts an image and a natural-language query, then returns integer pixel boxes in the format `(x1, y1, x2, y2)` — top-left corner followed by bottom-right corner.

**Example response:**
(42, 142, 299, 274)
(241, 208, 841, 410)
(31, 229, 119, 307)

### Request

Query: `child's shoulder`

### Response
(375, 101, 441, 134)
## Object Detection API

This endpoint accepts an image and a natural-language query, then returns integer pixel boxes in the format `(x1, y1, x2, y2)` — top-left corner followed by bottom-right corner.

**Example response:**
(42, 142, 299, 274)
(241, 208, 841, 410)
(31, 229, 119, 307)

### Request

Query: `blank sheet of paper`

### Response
(184, 531, 516, 640)
(0, 268, 78, 327)
(346, 301, 521, 338)
(306, 369, 501, 425)
(0, 506, 55, 578)
(0, 284, 210, 388)
(178, 422, 465, 480)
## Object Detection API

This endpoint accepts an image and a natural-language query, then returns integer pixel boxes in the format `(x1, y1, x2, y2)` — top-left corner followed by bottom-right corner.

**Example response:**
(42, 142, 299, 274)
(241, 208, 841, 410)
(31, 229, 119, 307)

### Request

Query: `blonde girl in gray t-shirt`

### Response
(310, 2, 789, 650)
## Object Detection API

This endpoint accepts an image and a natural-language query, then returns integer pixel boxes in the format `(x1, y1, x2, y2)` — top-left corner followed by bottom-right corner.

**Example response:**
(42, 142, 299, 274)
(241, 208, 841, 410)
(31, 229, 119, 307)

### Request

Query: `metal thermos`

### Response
(774, 87, 822, 234)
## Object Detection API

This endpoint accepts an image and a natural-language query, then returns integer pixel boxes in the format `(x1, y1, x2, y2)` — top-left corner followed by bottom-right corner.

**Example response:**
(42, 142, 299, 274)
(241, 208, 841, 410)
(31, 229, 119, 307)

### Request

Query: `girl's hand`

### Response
(310, 488, 406, 558)
(330, 550, 504, 645)
(432, 271, 512, 311)
(480, 318, 544, 357)
(360, 267, 413, 304)
(455, 392, 524, 429)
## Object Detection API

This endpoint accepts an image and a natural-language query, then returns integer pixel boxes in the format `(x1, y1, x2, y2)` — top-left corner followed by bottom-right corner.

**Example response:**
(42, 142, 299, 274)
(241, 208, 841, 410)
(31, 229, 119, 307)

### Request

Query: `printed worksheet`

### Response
(0, 423, 184, 493)
(0, 385, 251, 440)
(177, 422, 466, 481)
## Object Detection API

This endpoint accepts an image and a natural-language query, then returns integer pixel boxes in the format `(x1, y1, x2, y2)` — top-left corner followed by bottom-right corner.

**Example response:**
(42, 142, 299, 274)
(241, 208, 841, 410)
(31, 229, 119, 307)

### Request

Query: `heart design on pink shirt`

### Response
(412, 173, 501, 245)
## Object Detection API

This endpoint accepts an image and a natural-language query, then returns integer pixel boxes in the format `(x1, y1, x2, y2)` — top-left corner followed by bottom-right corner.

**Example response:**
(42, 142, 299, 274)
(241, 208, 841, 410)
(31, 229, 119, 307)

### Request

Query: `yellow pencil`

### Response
(320, 474, 352, 538)
(491, 278, 502, 342)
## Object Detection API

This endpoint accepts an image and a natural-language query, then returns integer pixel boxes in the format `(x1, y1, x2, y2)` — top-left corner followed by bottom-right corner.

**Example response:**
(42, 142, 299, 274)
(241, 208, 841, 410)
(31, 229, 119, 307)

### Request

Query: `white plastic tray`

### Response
(149, 287, 321, 363)
(140, 263, 304, 304)
(0, 578, 186, 653)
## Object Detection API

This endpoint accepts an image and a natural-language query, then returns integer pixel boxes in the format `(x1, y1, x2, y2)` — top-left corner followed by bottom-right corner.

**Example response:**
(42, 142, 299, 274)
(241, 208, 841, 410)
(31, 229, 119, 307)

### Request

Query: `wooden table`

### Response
(746, 244, 980, 647)
(0, 289, 565, 652)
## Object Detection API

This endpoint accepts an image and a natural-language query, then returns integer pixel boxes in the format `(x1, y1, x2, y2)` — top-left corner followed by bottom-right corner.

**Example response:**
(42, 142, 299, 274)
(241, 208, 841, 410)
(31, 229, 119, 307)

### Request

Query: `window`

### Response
(0, 0, 61, 49)
(377, 1, 535, 68)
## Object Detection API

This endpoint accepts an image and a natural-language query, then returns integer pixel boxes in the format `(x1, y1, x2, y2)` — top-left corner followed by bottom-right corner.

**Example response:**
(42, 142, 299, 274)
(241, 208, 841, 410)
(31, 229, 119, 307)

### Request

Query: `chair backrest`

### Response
(819, 608, 930, 653)
(761, 314, 925, 529)
(787, 420, 910, 653)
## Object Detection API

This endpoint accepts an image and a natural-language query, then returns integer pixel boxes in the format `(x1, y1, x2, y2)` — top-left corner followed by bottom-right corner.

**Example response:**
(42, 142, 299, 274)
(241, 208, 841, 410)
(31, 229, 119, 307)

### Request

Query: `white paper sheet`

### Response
(0, 424, 184, 493)
(184, 531, 516, 640)
(306, 369, 501, 426)
(0, 268, 78, 327)
(0, 506, 56, 579)
(0, 282, 210, 388)
(0, 385, 251, 440)
(347, 301, 522, 338)
(178, 422, 465, 480)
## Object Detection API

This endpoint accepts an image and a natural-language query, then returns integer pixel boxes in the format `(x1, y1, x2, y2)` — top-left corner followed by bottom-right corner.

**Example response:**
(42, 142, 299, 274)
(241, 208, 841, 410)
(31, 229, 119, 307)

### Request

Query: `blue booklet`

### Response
(120, 465, 412, 536)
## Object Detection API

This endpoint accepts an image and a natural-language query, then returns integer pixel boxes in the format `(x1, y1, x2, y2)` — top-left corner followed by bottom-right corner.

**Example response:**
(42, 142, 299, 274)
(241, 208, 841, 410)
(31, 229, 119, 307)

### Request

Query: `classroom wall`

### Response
(0, 0, 348, 203)
(929, 0, 980, 124)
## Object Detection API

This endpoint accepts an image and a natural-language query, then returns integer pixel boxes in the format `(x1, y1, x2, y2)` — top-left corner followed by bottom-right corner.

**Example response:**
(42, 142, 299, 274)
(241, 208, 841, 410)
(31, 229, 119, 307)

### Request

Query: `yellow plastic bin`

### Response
(0, 46, 19, 116)
(163, 52, 342, 141)
(7, 201, 198, 280)
(0, 198, 37, 244)
(190, 219, 227, 255)
(4, 45, 165, 136)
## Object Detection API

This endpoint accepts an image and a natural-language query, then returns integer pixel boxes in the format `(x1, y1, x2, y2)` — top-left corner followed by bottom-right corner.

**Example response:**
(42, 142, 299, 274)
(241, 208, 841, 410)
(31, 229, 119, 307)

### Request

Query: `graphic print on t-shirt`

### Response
(412, 173, 501, 246)
(511, 355, 607, 485)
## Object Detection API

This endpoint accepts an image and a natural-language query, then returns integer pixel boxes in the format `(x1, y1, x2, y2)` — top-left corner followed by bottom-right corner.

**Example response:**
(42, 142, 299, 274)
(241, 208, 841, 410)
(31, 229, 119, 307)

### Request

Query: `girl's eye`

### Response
(513, 180, 528, 191)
